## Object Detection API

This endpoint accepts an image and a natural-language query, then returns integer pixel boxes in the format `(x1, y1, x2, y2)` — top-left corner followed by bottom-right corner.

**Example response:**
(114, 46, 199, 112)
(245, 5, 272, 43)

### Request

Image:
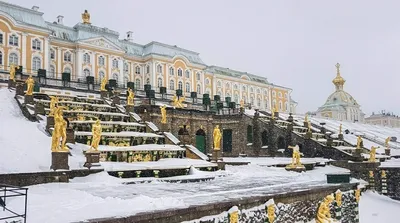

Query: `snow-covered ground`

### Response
(359, 191, 400, 223)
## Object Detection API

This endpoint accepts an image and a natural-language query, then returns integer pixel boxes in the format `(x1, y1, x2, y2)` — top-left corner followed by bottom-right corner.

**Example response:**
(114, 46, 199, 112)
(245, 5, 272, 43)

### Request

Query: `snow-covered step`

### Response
(185, 145, 208, 161)
(129, 112, 142, 122)
(163, 132, 181, 145)
(145, 121, 159, 132)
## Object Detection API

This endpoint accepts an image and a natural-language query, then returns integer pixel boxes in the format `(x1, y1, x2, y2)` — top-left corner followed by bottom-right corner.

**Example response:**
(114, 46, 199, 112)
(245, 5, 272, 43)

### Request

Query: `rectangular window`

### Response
(0, 34, 3, 44)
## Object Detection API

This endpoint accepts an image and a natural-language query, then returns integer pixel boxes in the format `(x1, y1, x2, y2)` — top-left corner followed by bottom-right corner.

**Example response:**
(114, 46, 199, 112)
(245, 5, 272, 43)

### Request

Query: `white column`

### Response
(91, 53, 96, 77)
(165, 64, 169, 90)
(21, 33, 27, 70)
(44, 37, 49, 70)
(108, 56, 112, 79)
(57, 48, 62, 77)
(76, 49, 82, 80)
(152, 62, 156, 87)
(269, 88, 272, 110)
(119, 59, 123, 84)
(212, 75, 216, 96)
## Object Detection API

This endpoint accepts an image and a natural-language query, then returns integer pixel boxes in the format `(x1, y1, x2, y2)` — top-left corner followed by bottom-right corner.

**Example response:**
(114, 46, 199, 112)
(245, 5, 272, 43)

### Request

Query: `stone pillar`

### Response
(66, 128, 75, 144)
(84, 151, 100, 169)
(44, 37, 50, 70)
(112, 96, 120, 105)
(125, 105, 134, 114)
(385, 149, 391, 156)
(100, 91, 108, 98)
(51, 152, 69, 170)
(326, 138, 333, 147)
(57, 48, 62, 77)
(46, 116, 55, 130)
(24, 95, 34, 104)
(353, 149, 362, 158)
(274, 111, 279, 119)
(253, 110, 261, 156)
(76, 49, 83, 81)
(212, 150, 221, 162)
(34, 103, 45, 115)
(8, 79, 15, 88)
(338, 134, 344, 140)
(16, 84, 24, 96)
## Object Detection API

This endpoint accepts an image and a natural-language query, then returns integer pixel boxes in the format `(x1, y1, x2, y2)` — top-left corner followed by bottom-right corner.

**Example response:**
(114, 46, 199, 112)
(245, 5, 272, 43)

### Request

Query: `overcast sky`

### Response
(9, 0, 400, 115)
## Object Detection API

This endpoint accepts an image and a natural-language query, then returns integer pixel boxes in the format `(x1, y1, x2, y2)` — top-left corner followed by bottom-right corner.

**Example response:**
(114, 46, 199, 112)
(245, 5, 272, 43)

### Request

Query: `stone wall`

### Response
(84, 183, 358, 223)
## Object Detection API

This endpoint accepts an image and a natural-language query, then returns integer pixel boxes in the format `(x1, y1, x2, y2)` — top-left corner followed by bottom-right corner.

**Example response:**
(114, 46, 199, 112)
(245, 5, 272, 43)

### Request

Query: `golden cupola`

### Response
(332, 63, 346, 91)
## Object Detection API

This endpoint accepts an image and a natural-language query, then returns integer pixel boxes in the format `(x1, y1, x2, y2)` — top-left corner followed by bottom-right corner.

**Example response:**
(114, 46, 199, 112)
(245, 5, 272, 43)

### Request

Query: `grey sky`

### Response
(9, 0, 400, 115)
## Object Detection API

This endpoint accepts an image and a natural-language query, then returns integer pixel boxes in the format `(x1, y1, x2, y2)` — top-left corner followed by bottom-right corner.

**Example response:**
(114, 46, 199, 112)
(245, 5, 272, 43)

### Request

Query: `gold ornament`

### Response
(369, 146, 377, 162)
(316, 194, 334, 223)
(100, 76, 107, 91)
(356, 136, 363, 149)
(288, 145, 302, 167)
(89, 119, 102, 151)
(335, 190, 342, 207)
(267, 204, 275, 223)
(127, 88, 134, 106)
(9, 64, 19, 81)
(355, 189, 361, 203)
(160, 105, 167, 124)
(25, 75, 35, 95)
(229, 210, 238, 223)
(49, 96, 59, 117)
(213, 125, 222, 151)
(82, 10, 91, 24)
(172, 95, 185, 108)
(51, 107, 68, 152)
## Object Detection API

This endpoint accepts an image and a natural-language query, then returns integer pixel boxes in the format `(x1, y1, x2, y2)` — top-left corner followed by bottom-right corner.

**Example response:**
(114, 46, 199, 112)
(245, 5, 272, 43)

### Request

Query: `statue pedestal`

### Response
(353, 149, 362, 158)
(100, 91, 108, 98)
(274, 112, 279, 119)
(15, 84, 24, 96)
(305, 131, 312, 139)
(84, 151, 101, 169)
(66, 128, 75, 144)
(160, 123, 168, 132)
(51, 151, 69, 170)
(212, 150, 222, 162)
(24, 94, 34, 104)
(46, 116, 55, 130)
(239, 107, 244, 114)
(125, 105, 134, 114)
(326, 138, 333, 147)
(34, 103, 45, 116)
(112, 96, 120, 106)
(285, 164, 306, 172)
(303, 121, 308, 128)
(385, 149, 391, 156)
(338, 134, 344, 140)
(8, 79, 15, 88)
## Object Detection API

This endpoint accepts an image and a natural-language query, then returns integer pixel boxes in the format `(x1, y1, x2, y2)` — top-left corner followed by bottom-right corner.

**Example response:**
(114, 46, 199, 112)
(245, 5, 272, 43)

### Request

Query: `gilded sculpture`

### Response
(288, 145, 302, 167)
(127, 88, 135, 106)
(355, 189, 361, 203)
(307, 121, 312, 133)
(316, 194, 334, 223)
(240, 99, 244, 108)
(9, 64, 19, 81)
(160, 105, 167, 124)
(25, 75, 35, 96)
(304, 114, 308, 123)
(369, 146, 377, 162)
(51, 107, 68, 152)
(339, 124, 342, 135)
(213, 125, 222, 151)
(335, 190, 342, 207)
(89, 119, 102, 151)
(172, 95, 185, 108)
(385, 137, 390, 149)
(381, 170, 387, 178)
(356, 136, 363, 149)
(229, 210, 238, 223)
(82, 10, 91, 24)
(267, 204, 275, 223)
(49, 96, 59, 117)
(100, 76, 107, 91)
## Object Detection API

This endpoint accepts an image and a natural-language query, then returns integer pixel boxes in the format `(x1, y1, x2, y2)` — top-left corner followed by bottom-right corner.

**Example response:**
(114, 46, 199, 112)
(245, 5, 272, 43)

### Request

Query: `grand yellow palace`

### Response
(0, 1, 297, 113)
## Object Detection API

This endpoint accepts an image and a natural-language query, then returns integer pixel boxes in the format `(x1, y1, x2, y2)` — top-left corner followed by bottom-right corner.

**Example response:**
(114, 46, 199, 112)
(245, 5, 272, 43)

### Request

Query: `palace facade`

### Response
(0, 1, 296, 113)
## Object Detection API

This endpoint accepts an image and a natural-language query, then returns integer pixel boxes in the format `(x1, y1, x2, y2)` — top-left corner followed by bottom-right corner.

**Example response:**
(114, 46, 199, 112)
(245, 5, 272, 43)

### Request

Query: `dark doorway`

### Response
(262, 131, 269, 146)
(223, 129, 233, 152)
(195, 129, 206, 153)
(277, 136, 286, 150)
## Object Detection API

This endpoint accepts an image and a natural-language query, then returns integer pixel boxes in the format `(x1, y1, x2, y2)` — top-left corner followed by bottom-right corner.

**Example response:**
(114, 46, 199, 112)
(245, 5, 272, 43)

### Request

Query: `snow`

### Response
(64, 110, 128, 117)
(70, 120, 145, 126)
(164, 132, 181, 144)
(244, 109, 266, 117)
(129, 112, 142, 122)
(186, 145, 209, 160)
(223, 157, 332, 166)
(359, 191, 400, 223)
(146, 121, 159, 132)
(380, 158, 400, 167)
(72, 143, 185, 152)
(74, 131, 163, 138)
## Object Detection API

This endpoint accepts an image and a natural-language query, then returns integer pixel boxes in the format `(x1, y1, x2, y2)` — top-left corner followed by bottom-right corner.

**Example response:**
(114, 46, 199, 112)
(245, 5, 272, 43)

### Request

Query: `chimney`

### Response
(126, 31, 133, 42)
(57, 15, 64, 25)
(32, 6, 39, 11)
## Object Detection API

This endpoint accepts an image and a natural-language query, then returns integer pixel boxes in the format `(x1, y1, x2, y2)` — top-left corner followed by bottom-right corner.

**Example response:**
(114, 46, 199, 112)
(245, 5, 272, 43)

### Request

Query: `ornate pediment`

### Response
(80, 37, 123, 51)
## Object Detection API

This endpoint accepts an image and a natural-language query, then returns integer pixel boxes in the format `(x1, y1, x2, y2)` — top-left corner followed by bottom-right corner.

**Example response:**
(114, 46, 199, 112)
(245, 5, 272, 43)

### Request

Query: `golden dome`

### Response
(332, 63, 345, 90)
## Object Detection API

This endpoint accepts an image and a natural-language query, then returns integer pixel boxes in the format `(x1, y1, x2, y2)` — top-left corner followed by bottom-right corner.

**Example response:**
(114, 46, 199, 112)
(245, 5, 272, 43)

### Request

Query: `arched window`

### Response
(234, 93, 239, 103)
(124, 76, 129, 87)
(50, 49, 55, 60)
(278, 92, 282, 98)
(32, 39, 41, 50)
(284, 93, 288, 98)
(257, 97, 261, 107)
(83, 53, 90, 64)
(84, 69, 91, 77)
(169, 67, 174, 75)
(279, 101, 283, 110)
(257, 89, 261, 94)
(197, 84, 201, 94)
(32, 57, 41, 71)
(250, 87, 254, 93)
(9, 34, 18, 46)
(157, 78, 163, 87)
(272, 91, 276, 97)
(0, 52, 2, 65)
(169, 80, 175, 90)
(185, 70, 190, 78)
(196, 72, 201, 80)
(250, 97, 254, 105)
(112, 59, 118, 69)
(234, 84, 238, 90)
(98, 56, 105, 66)
(64, 67, 71, 74)
(242, 86, 246, 91)
(135, 66, 141, 74)
(285, 102, 288, 111)
(64, 52, 72, 62)
(157, 64, 162, 73)
(217, 81, 221, 87)
(177, 68, 183, 77)
(49, 65, 55, 78)
(9, 53, 18, 65)
(124, 63, 129, 73)
(146, 65, 150, 74)
(178, 81, 183, 90)
(205, 78, 210, 85)
(135, 78, 141, 89)
(272, 99, 276, 109)
(265, 100, 269, 109)
(113, 73, 119, 83)
(99, 71, 105, 81)
(146, 78, 150, 84)
(185, 82, 190, 92)
(226, 83, 230, 89)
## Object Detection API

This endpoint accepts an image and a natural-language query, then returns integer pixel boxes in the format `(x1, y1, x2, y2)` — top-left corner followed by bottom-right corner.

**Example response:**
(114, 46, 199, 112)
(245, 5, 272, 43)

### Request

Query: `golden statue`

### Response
(307, 121, 312, 133)
(160, 105, 167, 124)
(25, 75, 35, 95)
(356, 136, 363, 149)
(304, 114, 308, 123)
(271, 106, 276, 119)
(49, 96, 59, 117)
(213, 125, 222, 151)
(335, 190, 342, 207)
(172, 95, 185, 108)
(355, 189, 361, 203)
(381, 170, 387, 178)
(369, 146, 377, 162)
(240, 99, 244, 108)
(288, 145, 302, 166)
(339, 124, 342, 135)
(9, 64, 19, 81)
(127, 88, 134, 106)
(316, 194, 334, 223)
(229, 210, 238, 223)
(100, 76, 107, 91)
(51, 107, 68, 152)
(89, 119, 102, 151)
(385, 137, 390, 149)
(267, 204, 275, 223)
(82, 10, 91, 24)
